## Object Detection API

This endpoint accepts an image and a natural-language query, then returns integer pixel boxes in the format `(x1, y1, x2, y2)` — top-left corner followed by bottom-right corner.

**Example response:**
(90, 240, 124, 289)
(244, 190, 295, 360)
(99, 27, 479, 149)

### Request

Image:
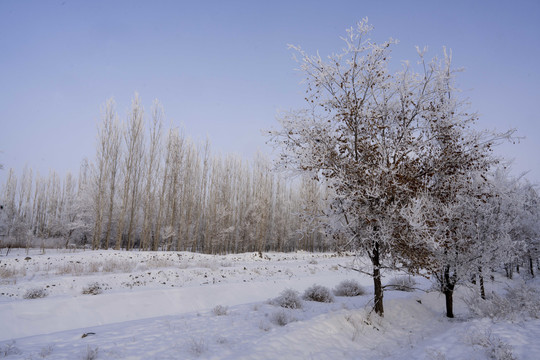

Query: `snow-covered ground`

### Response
(0, 248, 539, 359)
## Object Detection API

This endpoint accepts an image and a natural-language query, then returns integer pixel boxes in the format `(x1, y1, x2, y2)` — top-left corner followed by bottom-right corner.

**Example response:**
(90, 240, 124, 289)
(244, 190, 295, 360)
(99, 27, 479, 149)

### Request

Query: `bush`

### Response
(82, 345, 99, 360)
(39, 344, 54, 358)
(270, 309, 295, 326)
(386, 276, 417, 292)
(189, 338, 207, 356)
(82, 282, 103, 295)
(466, 330, 516, 360)
(334, 279, 366, 297)
(503, 282, 540, 318)
(465, 281, 540, 321)
(212, 305, 228, 316)
(23, 287, 48, 299)
(272, 289, 303, 309)
(0, 341, 21, 357)
(303, 284, 334, 303)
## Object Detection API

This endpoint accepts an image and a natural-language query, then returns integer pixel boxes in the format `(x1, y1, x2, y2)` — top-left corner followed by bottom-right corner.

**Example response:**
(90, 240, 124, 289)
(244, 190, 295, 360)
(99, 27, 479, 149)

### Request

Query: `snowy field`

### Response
(1, 249, 539, 359)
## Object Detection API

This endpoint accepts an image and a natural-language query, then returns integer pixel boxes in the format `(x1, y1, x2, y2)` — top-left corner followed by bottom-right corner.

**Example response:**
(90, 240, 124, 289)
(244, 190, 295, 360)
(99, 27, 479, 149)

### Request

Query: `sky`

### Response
(1, 0, 539, 185)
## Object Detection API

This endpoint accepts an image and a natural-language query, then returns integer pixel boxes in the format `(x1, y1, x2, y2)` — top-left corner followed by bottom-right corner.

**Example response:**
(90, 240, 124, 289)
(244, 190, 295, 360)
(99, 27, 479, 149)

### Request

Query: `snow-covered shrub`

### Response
(465, 282, 540, 321)
(87, 261, 101, 273)
(82, 345, 99, 360)
(189, 338, 207, 356)
(270, 309, 296, 326)
(272, 289, 303, 309)
(386, 276, 417, 292)
(82, 282, 103, 295)
(212, 305, 228, 316)
(258, 320, 271, 332)
(196, 259, 219, 271)
(303, 284, 334, 303)
(0, 265, 18, 279)
(23, 287, 48, 299)
(219, 260, 233, 268)
(0, 340, 21, 357)
(334, 279, 366, 297)
(485, 338, 516, 360)
(466, 330, 516, 360)
(424, 348, 447, 360)
(344, 313, 363, 341)
(503, 282, 540, 318)
(39, 344, 54, 357)
(145, 256, 178, 269)
(102, 259, 136, 273)
(464, 295, 498, 319)
(56, 262, 85, 276)
(216, 336, 227, 344)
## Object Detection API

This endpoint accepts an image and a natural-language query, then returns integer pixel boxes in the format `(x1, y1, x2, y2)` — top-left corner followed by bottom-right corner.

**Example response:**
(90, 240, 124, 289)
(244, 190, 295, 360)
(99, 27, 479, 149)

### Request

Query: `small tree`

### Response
(398, 63, 514, 317)
(470, 168, 530, 296)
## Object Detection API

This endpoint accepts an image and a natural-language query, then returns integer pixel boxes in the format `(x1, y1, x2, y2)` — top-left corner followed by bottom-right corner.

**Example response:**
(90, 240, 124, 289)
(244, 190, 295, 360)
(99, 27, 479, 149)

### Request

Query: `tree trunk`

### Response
(505, 263, 513, 279)
(443, 266, 455, 318)
(529, 256, 535, 278)
(104, 189, 115, 250)
(478, 267, 485, 300)
(372, 241, 384, 317)
(444, 288, 454, 318)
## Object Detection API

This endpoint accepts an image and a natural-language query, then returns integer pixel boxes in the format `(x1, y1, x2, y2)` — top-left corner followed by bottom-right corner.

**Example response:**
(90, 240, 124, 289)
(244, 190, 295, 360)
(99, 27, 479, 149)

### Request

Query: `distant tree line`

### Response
(0, 95, 332, 254)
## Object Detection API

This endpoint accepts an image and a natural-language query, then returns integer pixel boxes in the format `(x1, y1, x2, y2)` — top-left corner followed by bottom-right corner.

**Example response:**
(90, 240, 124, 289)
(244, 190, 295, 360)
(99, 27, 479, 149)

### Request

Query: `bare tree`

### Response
(140, 100, 163, 250)
(99, 99, 122, 250)
(2, 169, 18, 239)
(91, 101, 112, 249)
(153, 127, 174, 251)
(115, 94, 145, 250)
(164, 128, 184, 251)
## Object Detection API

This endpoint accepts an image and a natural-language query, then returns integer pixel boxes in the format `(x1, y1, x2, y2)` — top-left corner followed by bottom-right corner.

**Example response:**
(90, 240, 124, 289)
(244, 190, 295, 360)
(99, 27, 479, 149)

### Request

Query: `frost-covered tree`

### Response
(269, 19, 495, 316)
(163, 127, 185, 251)
(466, 169, 524, 298)
(401, 169, 522, 316)
(101, 100, 122, 250)
(510, 179, 540, 278)
(91, 101, 113, 249)
(296, 176, 329, 252)
(397, 54, 514, 317)
(64, 165, 93, 247)
(0, 202, 6, 239)
(1, 169, 18, 240)
(115, 94, 145, 250)
(140, 100, 163, 250)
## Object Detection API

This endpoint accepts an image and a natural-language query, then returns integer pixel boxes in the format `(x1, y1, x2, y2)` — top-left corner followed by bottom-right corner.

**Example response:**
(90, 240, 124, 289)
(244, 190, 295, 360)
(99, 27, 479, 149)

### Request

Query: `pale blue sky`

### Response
(1, 0, 539, 184)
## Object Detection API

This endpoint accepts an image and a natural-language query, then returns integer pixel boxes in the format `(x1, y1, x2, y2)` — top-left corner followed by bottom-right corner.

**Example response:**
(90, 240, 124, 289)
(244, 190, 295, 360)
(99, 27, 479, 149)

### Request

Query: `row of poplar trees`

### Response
(0, 96, 331, 254)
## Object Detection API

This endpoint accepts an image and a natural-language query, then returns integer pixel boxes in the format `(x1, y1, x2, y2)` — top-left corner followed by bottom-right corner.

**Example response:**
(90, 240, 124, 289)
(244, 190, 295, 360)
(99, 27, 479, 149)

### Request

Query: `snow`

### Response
(1, 249, 539, 359)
